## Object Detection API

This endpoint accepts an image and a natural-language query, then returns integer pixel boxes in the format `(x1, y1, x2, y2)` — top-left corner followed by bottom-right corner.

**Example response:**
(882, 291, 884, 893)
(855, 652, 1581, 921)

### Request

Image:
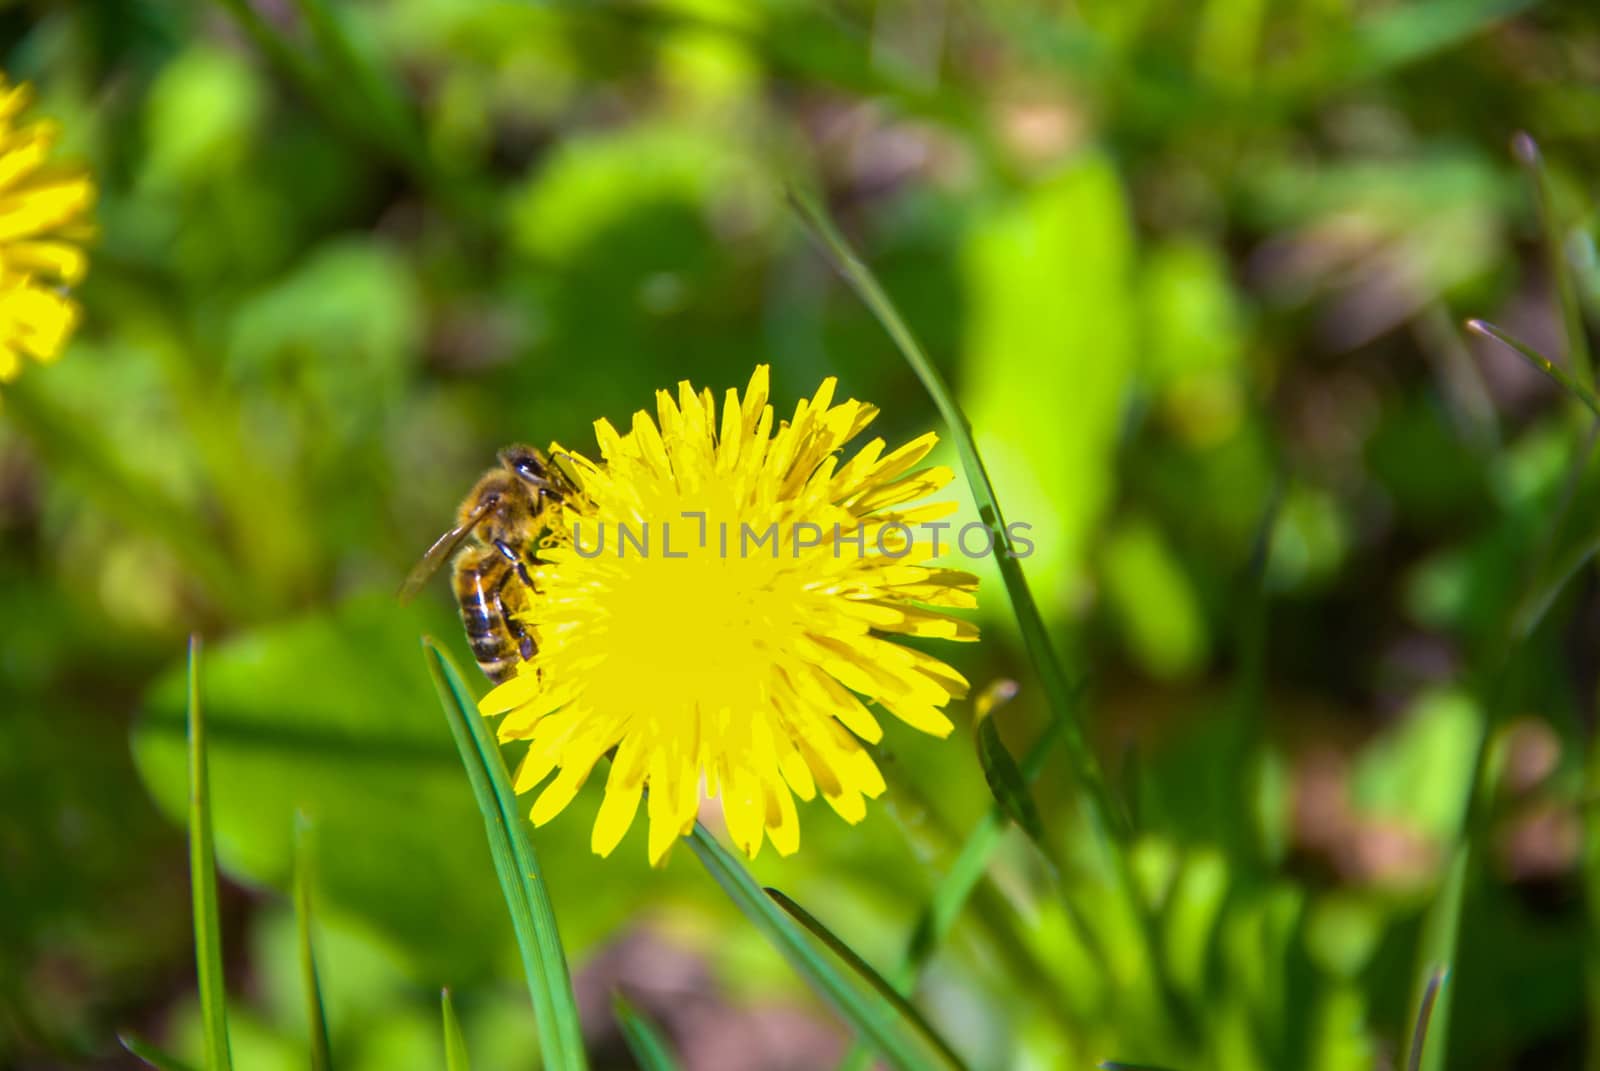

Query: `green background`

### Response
(4, 1, 1600, 1068)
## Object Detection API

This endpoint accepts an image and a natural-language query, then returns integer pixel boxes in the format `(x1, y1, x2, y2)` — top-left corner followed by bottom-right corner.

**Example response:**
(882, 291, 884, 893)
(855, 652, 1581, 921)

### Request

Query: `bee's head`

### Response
(498, 444, 554, 492)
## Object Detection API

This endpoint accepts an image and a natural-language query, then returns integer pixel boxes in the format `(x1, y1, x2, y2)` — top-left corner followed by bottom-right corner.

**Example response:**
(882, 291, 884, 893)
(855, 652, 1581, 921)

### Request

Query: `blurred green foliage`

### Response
(5, 0, 1600, 1069)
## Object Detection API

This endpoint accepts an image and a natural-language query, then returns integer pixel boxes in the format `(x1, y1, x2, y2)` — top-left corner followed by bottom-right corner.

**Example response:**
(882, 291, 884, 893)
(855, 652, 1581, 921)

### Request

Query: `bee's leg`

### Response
(505, 612, 537, 663)
(493, 538, 537, 590)
(487, 555, 538, 664)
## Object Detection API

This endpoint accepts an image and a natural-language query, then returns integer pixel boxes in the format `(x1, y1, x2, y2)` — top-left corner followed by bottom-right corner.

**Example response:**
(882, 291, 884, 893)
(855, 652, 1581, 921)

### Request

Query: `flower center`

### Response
(572, 511, 812, 716)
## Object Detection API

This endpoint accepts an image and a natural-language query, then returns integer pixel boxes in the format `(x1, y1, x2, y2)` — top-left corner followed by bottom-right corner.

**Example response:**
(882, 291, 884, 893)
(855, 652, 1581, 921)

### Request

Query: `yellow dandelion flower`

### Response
(480, 366, 980, 865)
(0, 75, 95, 384)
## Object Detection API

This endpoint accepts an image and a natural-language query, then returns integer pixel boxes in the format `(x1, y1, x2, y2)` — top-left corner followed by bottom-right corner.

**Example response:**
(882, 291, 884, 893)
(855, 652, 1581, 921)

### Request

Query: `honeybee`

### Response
(401, 445, 573, 683)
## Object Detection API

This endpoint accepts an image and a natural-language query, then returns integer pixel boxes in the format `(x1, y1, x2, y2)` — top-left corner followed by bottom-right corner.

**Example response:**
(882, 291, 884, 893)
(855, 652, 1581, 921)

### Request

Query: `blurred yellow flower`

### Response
(480, 366, 979, 865)
(0, 76, 94, 383)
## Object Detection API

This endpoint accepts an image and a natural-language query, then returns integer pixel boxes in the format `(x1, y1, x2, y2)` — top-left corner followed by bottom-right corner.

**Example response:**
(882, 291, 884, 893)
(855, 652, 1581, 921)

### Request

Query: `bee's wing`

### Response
(397, 497, 496, 604)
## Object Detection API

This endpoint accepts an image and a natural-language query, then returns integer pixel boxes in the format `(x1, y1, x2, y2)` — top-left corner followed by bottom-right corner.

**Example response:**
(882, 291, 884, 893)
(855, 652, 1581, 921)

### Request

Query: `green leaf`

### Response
(960, 158, 1138, 611)
(132, 596, 516, 980)
(612, 992, 682, 1071)
(441, 990, 471, 1071)
(972, 690, 1046, 849)
(423, 639, 588, 1071)
(1351, 689, 1478, 840)
(187, 636, 234, 1071)
(134, 598, 681, 980)
(765, 888, 970, 1071)
(687, 825, 943, 1071)
(1341, 0, 1536, 81)
(142, 45, 263, 189)
(120, 1033, 202, 1071)
(1, 377, 250, 617)
(293, 815, 334, 1071)
(1101, 519, 1210, 680)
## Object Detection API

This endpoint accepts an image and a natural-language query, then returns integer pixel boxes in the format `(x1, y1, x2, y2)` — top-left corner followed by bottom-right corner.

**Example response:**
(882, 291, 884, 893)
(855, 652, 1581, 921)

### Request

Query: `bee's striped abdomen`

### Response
(453, 552, 529, 683)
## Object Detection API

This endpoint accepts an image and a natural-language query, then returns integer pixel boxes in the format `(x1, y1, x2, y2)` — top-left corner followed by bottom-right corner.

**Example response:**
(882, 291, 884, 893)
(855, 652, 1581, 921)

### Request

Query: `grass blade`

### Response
(441, 989, 471, 1071)
(838, 686, 1081, 1071)
(1419, 311, 1598, 1071)
(1407, 965, 1451, 1071)
(788, 189, 1123, 849)
(1513, 132, 1592, 389)
(120, 1033, 202, 1071)
(209, 0, 335, 114)
(1099, 1062, 1185, 1071)
(423, 638, 588, 1071)
(288, 0, 422, 165)
(766, 889, 970, 1071)
(187, 635, 233, 1071)
(791, 194, 1197, 1057)
(1467, 319, 1600, 420)
(687, 824, 942, 1071)
(909, 685, 1077, 980)
(1408, 844, 1466, 1071)
(210, 0, 485, 229)
(612, 992, 682, 1071)
(293, 814, 333, 1071)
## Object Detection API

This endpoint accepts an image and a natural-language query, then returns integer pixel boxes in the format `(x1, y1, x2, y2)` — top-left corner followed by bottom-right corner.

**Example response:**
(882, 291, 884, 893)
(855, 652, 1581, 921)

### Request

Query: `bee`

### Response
(400, 444, 573, 683)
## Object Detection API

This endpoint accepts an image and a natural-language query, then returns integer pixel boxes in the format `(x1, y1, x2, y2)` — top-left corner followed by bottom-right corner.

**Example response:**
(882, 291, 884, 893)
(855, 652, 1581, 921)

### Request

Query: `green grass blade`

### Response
(612, 992, 683, 1071)
(1514, 516, 1600, 639)
(120, 1033, 202, 1071)
(210, 0, 335, 111)
(441, 989, 471, 1071)
(766, 889, 970, 1071)
(1513, 132, 1592, 389)
(787, 189, 1123, 849)
(837, 684, 1082, 1071)
(293, 814, 333, 1071)
(423, 639, 588, 1071)
(906, 690, 1077, 984)
(288, 0, 421, 164)
(211, 0, 485, 229)
(1408, 848, 1466, 1071)
(1417, 313, 1598, 1071)
(928, 703, 1073, 940)
(1099, 1062, 1185, 1071)
(687, 824, 942, 1071)
(187, 635, 233, 1071)
(1338, 0, 1535, 82)
(1407, 965, 1451, 1071)
(1467, 319, 1600, 420)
